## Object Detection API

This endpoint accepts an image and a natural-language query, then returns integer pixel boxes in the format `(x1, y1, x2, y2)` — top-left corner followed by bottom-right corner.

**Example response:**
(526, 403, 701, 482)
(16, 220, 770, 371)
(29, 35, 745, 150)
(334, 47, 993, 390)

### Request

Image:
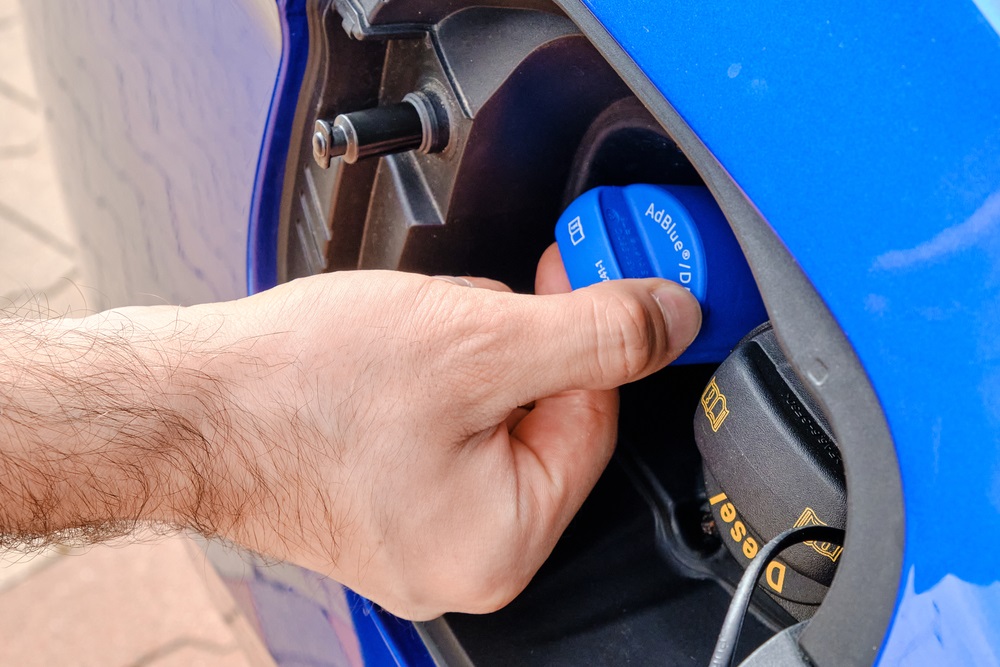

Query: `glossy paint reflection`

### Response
(204, 539, 365, 667)
(582, 0, 1000, 661)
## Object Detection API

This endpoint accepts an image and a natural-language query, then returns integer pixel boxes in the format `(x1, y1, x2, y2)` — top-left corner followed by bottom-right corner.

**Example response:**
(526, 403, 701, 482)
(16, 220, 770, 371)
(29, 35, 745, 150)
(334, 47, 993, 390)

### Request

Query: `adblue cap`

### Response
(555, 184, 767, 364)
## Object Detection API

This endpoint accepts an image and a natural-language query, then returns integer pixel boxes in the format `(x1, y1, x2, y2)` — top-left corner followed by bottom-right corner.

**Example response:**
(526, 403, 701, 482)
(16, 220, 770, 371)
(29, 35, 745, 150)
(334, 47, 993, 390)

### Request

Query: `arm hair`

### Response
(0, 310, 244, 549)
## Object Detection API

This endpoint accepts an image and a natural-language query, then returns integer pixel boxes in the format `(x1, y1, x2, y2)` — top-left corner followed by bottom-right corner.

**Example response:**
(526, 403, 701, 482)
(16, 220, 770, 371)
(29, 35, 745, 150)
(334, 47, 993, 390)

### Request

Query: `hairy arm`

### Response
(0, 255, 700, 619)
(0, 309, 227, 546)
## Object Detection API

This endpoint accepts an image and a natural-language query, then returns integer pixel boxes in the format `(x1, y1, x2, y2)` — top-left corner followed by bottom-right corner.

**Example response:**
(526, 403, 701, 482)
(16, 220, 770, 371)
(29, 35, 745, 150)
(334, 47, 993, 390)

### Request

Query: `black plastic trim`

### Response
(551, 2, 904, 665)
(334, 0, 563, 40)
(741, 622, 811, 667)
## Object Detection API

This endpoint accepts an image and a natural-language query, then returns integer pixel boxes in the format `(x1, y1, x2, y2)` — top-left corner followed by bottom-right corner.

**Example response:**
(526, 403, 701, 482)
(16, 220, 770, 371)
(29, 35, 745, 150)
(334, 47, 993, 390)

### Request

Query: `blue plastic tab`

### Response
(554, 188, 624, 287)
(554, 184, 767, 364)
(598, 186, 654, 279)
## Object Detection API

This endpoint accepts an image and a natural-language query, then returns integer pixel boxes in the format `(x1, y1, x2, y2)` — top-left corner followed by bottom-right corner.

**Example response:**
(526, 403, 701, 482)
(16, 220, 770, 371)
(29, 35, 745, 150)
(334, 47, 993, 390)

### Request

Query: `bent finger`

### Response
(509, 388, 619, 536)
(535, 243, 571, 296)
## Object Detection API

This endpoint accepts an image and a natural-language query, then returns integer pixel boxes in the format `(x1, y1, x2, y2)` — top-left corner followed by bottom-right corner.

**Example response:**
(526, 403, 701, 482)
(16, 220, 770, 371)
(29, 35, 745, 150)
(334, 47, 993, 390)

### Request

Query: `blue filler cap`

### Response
(555, 184, 767, 364)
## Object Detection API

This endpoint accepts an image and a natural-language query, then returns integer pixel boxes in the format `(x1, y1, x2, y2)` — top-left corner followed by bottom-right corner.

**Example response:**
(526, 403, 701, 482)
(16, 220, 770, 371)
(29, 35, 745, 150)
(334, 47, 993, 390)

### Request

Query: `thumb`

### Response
(501, 279, 702, 406)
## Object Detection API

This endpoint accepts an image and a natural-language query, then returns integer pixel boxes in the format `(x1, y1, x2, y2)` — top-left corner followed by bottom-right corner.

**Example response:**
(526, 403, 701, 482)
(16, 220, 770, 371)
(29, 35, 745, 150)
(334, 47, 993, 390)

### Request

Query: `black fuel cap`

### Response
(694, 322, 846, 615)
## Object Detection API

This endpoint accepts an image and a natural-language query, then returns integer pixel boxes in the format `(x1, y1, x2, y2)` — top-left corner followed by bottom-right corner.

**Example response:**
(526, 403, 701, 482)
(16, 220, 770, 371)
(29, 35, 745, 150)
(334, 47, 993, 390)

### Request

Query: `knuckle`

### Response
(424, 295, 514, 393)
(476, 584, 527, 615)
(439, 536, 536, 615)
(406, 278, 464, 335)
(592, 294, 658, 380)
(455, 571, 530, 615)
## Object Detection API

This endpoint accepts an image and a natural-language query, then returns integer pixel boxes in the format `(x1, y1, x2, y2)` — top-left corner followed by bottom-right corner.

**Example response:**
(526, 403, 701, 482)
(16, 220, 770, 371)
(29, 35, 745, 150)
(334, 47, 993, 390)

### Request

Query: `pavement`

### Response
(0, 1, 275, 665)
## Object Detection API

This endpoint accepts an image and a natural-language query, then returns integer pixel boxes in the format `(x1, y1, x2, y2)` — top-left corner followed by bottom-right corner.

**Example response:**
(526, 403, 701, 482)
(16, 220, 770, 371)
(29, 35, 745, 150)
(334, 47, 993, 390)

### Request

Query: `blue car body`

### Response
(22, 1, 1000, 664)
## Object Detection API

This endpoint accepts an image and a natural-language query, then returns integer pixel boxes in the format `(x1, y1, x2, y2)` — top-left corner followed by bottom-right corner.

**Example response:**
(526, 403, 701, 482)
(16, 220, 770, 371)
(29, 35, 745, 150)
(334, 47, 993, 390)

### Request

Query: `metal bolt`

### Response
(312, 131, 327, 159)
(312, 119, 351, 168)
(313, 120, 333, 169)
(311, 92, 447, 169)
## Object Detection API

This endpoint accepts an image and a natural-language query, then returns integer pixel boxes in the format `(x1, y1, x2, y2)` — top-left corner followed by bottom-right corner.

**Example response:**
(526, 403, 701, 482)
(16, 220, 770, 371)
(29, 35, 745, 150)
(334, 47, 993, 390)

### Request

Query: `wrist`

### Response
(82, 305, 248, 534)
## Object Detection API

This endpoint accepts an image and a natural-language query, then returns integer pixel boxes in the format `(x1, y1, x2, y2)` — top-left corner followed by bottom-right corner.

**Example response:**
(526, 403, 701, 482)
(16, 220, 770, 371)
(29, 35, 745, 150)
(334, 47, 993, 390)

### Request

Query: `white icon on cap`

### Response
(568, 216, 585, 246)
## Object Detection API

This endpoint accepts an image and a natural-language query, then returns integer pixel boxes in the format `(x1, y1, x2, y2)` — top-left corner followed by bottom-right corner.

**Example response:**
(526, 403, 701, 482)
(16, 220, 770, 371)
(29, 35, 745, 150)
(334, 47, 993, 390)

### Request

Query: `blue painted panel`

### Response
(205, 538, 368, 667)
(345, 590, 436, 667)
(248, 0, 308, 294)
(582, 1, 1000, 661)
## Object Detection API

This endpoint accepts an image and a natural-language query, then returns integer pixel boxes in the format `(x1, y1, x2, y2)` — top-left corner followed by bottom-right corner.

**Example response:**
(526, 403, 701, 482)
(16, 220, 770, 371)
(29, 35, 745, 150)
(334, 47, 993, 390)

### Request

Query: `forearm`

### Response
(0, 309, 224, 545)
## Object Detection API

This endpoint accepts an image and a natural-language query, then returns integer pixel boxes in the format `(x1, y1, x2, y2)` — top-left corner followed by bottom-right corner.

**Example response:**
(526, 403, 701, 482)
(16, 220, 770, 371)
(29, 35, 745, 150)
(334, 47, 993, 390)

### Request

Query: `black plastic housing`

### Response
(696, 324, 847, 617)
(332, 102, 425, 163)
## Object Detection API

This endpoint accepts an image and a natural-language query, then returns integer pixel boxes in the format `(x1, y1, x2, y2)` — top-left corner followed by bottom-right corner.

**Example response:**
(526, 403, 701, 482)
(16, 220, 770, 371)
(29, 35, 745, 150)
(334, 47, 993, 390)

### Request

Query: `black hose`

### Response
(709, 524, 845, 667)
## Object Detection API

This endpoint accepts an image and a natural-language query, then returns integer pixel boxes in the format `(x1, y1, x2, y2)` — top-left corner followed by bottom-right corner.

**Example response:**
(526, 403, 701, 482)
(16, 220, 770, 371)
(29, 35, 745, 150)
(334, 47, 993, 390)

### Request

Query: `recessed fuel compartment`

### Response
(275, 2, 903, 665)
(438, 366, 791, 666)
(282, 6, 639, 291)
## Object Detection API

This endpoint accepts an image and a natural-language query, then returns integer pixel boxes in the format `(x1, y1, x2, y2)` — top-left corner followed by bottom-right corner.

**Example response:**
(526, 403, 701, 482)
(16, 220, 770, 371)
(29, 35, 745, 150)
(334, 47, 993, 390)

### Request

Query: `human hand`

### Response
(170, 247, 700, 619)
(0, 248, 699, 621)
